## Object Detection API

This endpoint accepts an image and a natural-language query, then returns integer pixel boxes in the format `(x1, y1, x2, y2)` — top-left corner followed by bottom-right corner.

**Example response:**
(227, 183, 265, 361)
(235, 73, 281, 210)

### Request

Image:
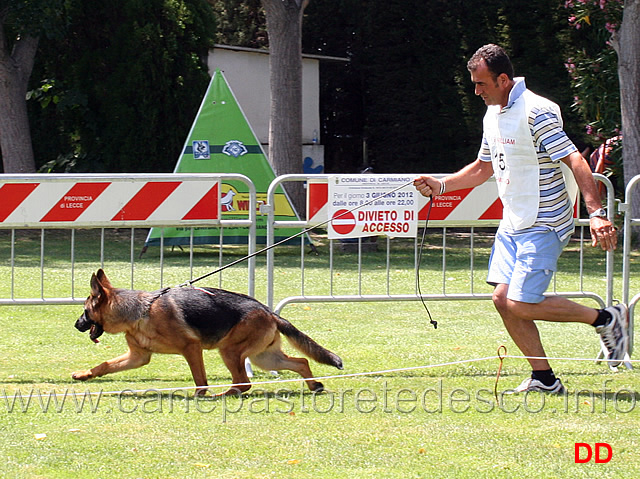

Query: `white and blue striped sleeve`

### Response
(531, 108, 577, 161)
(478, 135, 492, 162)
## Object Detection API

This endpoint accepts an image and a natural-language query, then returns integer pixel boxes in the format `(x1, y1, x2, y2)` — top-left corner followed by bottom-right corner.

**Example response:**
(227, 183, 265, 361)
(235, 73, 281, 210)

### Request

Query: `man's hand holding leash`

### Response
(413, 176, 444, 198)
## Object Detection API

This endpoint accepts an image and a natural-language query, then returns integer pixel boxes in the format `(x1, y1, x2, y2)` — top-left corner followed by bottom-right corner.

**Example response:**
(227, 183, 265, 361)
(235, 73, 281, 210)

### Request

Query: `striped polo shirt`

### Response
(478, 78, 577, 241)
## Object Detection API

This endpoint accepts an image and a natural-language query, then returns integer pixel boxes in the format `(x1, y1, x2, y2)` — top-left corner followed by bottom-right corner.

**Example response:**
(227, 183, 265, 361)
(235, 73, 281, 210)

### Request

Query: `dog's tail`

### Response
(275, 315, 343, 370)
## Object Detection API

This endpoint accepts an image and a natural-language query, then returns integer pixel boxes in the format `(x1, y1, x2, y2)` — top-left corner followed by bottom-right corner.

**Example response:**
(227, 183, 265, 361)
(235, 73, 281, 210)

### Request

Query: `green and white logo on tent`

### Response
(145, 69, 300, 247)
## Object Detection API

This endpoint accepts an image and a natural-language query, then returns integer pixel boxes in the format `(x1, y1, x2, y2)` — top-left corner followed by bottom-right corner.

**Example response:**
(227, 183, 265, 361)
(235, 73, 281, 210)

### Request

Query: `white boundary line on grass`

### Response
(505, 354, 638, 363)
(1, 353, 637, 400)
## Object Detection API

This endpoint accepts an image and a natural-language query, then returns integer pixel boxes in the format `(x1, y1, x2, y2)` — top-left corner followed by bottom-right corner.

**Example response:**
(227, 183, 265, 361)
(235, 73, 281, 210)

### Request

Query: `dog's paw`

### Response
(71, 370, 93, 381)
(194, 387, 210, 398)
(310, 381, 325, 393)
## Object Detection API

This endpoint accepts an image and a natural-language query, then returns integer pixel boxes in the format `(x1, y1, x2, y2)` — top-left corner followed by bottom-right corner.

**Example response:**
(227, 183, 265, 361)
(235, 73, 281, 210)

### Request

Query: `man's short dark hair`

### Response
(467, 44, 514, 80)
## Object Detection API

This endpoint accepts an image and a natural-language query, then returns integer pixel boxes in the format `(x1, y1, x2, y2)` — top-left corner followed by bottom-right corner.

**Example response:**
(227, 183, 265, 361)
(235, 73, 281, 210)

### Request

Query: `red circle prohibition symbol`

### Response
(331, 209, 356, 235)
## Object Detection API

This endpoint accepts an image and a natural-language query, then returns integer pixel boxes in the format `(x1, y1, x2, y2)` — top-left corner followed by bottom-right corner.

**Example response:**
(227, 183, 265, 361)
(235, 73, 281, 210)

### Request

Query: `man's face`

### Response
(470, 60, 509, 108)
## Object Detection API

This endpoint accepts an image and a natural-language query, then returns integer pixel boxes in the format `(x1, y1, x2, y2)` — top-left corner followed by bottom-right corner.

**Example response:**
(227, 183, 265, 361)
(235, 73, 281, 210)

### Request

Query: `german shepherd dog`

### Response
(72, 269, 343, 396)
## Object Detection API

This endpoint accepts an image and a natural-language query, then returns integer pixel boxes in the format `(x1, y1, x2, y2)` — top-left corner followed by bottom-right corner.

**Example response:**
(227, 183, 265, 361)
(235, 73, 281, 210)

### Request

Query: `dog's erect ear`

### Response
(90, 272, 104, 297)
(95, 269, 113, 289)
(90, 269, 112, 298)
(96, 268, 106, 282)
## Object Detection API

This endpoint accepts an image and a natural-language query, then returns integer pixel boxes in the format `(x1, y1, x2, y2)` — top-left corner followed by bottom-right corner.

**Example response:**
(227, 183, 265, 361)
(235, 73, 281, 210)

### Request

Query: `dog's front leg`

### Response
(72, 348, 152, 381)
(182, 343, 209, 396)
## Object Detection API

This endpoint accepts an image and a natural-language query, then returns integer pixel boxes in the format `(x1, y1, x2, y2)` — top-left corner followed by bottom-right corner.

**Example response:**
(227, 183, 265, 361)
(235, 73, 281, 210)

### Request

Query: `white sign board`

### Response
(327, 175, 418, 239)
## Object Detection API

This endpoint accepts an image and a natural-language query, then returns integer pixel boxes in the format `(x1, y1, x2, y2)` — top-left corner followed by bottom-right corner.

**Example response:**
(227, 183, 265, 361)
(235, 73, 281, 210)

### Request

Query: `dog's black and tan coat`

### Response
(73, 269, 343, 396)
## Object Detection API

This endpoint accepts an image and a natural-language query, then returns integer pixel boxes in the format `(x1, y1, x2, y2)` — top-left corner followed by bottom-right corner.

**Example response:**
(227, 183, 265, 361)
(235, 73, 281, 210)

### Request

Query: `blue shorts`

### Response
(487, 228, 569, 304)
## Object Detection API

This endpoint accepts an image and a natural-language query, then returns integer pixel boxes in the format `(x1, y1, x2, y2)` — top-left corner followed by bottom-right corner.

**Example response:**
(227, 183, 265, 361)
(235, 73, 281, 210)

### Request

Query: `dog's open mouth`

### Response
(76, 309, 104, 343)
(89, 323, 104, 343)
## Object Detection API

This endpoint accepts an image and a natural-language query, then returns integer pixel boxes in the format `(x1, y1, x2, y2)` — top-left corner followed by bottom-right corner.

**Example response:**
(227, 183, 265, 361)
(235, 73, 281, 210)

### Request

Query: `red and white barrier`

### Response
(0, 175, 220, 227)
(307, 175, 504, 227)
(421, 180, 503, 224)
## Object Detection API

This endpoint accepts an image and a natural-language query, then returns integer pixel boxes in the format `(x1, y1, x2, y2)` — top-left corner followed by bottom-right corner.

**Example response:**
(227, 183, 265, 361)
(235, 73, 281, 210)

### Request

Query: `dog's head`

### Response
(75, 269, 113, 343)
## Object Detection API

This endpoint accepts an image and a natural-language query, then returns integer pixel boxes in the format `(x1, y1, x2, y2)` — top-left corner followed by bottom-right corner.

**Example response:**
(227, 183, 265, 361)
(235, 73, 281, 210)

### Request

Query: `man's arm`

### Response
(561, 150, 617, 251)
(414, 159, 494, 198)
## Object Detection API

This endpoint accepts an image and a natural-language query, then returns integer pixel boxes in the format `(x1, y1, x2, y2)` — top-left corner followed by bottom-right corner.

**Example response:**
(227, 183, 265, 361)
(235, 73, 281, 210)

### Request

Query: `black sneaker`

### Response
(510, 377, 566, 394)
(596, 304, 629, 368)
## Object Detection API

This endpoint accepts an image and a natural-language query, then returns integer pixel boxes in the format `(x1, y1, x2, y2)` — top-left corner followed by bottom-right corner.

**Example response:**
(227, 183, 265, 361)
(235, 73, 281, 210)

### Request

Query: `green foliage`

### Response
(0, 0, 68, 42)
(356, 0, 473, 173)
(26, 79, 60, 109)
(209, 0, 267, 48)
(28, 0, 217, 173)
(564, 0, 623, 188)
(37, 152, 87, 174)
(500, 1, 583, 136)
(564, 0, 622, 141)
(21, 1, 617, 175)
(302, 0, 584, 174)
(302, 0, 365, 172)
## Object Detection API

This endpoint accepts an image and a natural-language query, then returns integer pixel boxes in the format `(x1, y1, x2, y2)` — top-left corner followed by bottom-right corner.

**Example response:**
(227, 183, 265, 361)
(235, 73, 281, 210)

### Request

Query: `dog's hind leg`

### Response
(211, 310, 278, 397)
(216, 346, 253, 397)
(250, 341, 325, 392)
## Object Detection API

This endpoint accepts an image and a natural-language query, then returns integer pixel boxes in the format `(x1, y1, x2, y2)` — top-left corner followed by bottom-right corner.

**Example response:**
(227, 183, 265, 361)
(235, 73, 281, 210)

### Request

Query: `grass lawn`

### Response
(1, 229, 639, 478)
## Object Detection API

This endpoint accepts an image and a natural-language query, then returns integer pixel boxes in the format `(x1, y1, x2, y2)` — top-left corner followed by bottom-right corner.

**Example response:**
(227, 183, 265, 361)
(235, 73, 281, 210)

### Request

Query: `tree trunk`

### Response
(614, 0, 640, 240)
(262, 0, 307, 218)
(0, 27, 38, 173)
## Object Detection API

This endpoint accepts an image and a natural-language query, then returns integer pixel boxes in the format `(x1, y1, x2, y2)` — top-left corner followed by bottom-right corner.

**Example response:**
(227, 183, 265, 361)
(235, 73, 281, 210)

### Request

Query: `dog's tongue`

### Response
(89, 324, 100, 343)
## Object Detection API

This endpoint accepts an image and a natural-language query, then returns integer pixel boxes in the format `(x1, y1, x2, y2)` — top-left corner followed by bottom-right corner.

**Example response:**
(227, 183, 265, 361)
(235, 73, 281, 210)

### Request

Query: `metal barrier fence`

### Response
(0, 173, 256, 304)
(2, 171, 635, 355)
(265, 173, 619, 322)
(621, 175, 640, 353)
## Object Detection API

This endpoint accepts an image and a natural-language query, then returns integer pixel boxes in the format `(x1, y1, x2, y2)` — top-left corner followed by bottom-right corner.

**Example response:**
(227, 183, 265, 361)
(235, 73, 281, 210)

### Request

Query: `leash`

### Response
(171, 178, 438, 328)
(416, 196, 437, 329)
(177, 179, 416, 287)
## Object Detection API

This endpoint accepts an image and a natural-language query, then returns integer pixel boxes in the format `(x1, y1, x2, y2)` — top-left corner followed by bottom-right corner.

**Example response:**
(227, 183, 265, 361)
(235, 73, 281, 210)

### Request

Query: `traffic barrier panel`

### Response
(0, 174, 222, 227)
(0, 173, 256, 304)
